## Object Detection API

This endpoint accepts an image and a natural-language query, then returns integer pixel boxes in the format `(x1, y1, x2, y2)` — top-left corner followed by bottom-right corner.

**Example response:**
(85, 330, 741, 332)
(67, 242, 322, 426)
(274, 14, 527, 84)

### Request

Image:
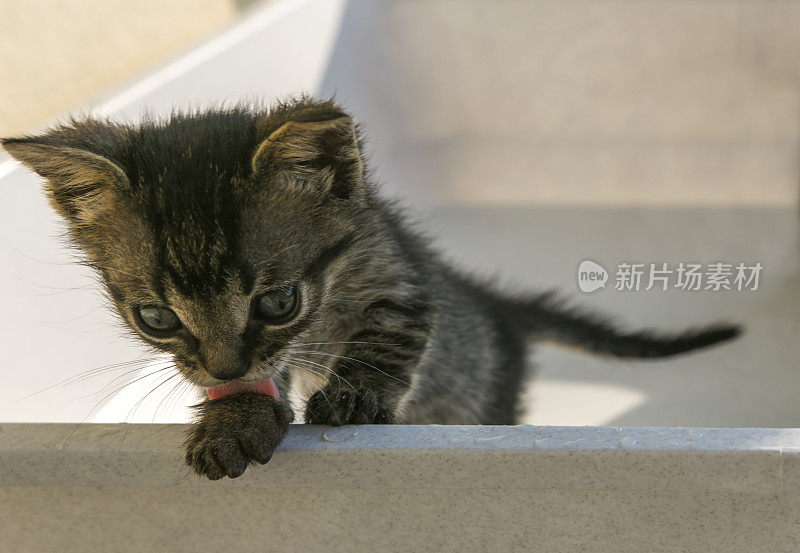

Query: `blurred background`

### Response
(1, 0, 798, 427)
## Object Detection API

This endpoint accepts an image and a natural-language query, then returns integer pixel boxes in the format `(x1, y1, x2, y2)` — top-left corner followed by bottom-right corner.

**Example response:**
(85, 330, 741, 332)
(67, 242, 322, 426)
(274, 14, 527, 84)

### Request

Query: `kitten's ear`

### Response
(251, 116, 363, 198)
(2, 137, 129, 225)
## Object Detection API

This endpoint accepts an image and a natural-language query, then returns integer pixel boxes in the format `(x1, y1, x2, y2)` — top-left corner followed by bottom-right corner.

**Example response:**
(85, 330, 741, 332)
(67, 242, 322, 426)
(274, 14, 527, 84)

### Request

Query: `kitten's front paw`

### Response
(185, 393, 294, 480)
(305, 387, 395, 425)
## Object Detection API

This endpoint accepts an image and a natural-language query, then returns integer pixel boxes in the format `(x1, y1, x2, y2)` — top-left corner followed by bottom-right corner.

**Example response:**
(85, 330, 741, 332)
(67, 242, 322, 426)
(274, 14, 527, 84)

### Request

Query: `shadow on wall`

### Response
(319, 0, 800, 208)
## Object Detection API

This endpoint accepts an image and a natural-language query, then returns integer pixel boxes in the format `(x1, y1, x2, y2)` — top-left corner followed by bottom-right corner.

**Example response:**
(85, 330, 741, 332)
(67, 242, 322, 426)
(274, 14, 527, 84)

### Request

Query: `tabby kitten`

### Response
(3, 98, 739, 480)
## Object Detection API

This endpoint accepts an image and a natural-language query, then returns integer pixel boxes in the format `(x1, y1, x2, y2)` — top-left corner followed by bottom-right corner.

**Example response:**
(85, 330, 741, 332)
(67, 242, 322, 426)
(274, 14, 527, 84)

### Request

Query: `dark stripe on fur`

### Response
(304, 233, 355, 279)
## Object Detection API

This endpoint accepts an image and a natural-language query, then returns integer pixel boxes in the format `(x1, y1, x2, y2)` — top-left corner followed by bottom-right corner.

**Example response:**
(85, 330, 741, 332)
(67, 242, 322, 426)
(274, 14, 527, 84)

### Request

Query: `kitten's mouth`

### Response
(205, 378, 279, 401)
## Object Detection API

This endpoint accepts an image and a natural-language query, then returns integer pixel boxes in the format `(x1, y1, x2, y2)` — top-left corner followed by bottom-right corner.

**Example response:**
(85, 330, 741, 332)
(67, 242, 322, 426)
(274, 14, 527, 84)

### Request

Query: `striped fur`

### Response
(2, 98, 740, 478)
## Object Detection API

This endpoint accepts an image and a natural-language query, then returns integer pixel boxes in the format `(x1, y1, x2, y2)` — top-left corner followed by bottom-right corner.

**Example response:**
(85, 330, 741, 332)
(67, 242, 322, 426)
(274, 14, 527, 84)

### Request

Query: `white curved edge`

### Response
(92, 0, 317, 117)
(0, 0, 320, 182)
(0, 159, 20, 180)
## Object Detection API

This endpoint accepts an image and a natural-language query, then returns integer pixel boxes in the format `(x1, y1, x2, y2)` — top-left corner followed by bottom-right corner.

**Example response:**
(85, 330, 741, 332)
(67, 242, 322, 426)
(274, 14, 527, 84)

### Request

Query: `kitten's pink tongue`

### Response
(206, 378, 279, 400)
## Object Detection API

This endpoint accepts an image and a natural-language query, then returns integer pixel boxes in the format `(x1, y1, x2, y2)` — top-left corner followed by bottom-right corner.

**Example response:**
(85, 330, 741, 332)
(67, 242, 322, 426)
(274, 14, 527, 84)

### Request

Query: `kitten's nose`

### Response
(206, 363, 248, 381)
(200, 337, 248, 381)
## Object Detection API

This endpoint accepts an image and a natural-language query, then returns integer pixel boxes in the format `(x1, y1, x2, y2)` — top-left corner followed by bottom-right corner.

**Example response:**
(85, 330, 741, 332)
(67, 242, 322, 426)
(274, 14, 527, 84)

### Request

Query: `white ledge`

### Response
(2, 424, 800, 494)
(5, 424, 800, 552)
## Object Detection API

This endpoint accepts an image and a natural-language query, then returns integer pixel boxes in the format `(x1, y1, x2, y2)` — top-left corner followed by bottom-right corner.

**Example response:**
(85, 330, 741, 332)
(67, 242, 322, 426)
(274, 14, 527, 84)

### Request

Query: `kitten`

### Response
(2, 98, 739, 480)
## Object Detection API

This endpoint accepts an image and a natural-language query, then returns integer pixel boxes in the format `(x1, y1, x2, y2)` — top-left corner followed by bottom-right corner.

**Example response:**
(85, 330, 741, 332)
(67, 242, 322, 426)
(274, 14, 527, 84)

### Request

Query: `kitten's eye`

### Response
(136, 306, 181, 335)
(255, 285, 299, 323)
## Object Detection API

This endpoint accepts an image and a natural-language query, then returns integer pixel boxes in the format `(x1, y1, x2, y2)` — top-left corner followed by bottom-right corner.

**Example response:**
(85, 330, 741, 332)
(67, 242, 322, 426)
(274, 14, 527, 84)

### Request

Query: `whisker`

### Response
(167, 380, 196, 415)
(288, 350, 411, 387)
(282, 360, 326, 381)
(38, 305, 105, 325)
(11, 357, 161, 404)
(153, 376, 192, 424)
(68, 356, 165, 380)
(285, 356, 357, 391)
(61, 364, 174, 449)
(293, 341, 400, 347)
(1, 238, 77, 266)
(123, 371, 177, 424)
(68, 362, 163, 384)
(19, 288, 102, 298)
(282, 360, 336, 389)
(288, 368, 324, 393)
(71, 365, 170, 399)
(14, 278, 94, 292)
(119, 371, 181, 455)
(14, 278, 97, 298)
(139, 371, 181, 420)
(283, 363, 334, 415)
(74, 363, 174, 401)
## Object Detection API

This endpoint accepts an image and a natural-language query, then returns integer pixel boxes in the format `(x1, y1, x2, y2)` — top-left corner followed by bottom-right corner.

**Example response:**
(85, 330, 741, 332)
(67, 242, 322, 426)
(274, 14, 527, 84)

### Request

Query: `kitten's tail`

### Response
(504, 292, 741, 359)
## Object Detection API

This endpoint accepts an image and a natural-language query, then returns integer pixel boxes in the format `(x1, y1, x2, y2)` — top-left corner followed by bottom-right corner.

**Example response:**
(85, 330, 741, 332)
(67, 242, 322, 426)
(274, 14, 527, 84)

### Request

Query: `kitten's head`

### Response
(3, 99, 372, 387)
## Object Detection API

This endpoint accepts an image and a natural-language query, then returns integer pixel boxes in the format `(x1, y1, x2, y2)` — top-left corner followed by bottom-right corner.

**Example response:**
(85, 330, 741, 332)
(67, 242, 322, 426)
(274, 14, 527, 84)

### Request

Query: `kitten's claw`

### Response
(184, 393, 294, 480)
(305, 387, 395, 425)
